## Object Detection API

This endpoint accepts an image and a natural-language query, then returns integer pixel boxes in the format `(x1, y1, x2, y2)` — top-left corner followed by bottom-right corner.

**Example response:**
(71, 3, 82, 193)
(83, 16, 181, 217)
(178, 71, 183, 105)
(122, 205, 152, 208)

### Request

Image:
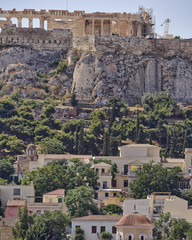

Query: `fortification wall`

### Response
(95, 36, 192, 58)
(0, 26, 72, 51)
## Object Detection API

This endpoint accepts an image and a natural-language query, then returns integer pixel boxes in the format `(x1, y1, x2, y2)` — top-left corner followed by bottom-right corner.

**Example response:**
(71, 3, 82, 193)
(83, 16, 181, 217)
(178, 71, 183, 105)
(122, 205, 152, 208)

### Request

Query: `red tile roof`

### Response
(43, 189, 65, 196)
(72, 215, 122, 221)
(115, 213, 153, 227)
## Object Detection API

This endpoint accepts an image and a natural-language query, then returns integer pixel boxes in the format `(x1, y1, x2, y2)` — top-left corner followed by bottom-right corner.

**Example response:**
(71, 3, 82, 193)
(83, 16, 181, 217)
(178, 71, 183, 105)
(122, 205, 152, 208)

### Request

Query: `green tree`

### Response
(0, 100, 16, 118)
(26, 211, 69, 240)
(0, 159, 14, 181)
(130, 162, 182, 199)
(12, 205, 34, 240)
(39, 137, 66, 154)
(74, 227, 85, 240)
(153, 213, 192, 240)
(99, 232, 113, 240)
(22, 160, 68, 196)
(64, 186, 99, 218)
(70, 90, 78, 107)
(22, 159, 98, 196)
(102, 131, 109, 156)
(104, 204, 123, 215)
(78, 127, 85, 154)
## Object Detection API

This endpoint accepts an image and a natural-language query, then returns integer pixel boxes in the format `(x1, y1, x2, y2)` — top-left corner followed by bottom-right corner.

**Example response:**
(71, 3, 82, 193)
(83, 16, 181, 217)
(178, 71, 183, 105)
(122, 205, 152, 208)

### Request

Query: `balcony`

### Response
(96, 172, 112, 176)
(127, 170, 138, 177)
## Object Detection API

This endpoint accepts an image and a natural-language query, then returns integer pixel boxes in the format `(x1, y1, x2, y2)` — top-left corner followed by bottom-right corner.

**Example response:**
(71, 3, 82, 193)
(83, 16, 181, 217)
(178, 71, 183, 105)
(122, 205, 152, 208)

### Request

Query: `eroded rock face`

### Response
(72, 52, 192, 106)
(0, 41, 192, 106)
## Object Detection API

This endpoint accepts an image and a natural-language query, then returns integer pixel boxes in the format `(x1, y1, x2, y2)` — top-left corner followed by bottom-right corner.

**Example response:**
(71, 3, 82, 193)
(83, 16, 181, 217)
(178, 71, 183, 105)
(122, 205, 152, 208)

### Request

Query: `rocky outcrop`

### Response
(0, 37, 192, 105)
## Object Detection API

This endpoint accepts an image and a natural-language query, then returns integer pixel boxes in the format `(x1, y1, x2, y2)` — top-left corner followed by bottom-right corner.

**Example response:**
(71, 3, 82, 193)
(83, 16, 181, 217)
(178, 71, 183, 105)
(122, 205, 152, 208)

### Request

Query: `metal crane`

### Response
(161, 18, 171, 38)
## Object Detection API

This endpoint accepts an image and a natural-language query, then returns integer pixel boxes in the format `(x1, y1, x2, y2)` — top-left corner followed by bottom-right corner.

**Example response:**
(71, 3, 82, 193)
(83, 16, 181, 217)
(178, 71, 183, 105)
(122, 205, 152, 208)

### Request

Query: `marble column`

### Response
(92, 19, 95, 35)
(109, 19, 112, 35)
(18, 18, 22, 28)
(29, 18, 33, 28)
(116, 21, 120, 35)
(101, 19, 104, 35)
(40, 18, 44, 29)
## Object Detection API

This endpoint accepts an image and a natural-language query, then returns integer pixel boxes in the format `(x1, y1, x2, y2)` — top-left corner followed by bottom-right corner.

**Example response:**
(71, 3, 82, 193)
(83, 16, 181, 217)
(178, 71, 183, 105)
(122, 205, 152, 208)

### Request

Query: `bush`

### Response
(99, 231, 113, 239)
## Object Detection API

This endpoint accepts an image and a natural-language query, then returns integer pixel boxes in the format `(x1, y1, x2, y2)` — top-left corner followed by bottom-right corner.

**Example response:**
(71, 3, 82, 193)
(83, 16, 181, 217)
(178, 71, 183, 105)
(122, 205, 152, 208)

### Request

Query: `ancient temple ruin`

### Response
(0, 8, 153, 37)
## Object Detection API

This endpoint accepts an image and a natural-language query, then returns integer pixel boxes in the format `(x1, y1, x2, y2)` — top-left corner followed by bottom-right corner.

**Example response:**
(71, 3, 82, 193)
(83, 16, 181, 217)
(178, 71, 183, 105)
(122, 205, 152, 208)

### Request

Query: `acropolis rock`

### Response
(0, 8, 192, 106)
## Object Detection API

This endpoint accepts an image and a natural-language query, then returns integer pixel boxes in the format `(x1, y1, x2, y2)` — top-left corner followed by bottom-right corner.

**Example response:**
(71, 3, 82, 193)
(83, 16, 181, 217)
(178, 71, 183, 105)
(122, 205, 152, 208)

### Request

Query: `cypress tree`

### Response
(74, 125, 79, 154)
(78, 126, 85, 154)
(165, 129, 170, 158)
(102, 131, 109, 156)
(135, 109, 140, 143)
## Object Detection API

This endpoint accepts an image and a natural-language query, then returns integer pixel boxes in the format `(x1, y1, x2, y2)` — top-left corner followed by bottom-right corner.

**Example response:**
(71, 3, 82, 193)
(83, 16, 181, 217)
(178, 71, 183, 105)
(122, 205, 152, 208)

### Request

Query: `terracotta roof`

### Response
(7, 200, 26, 207)
(72, 215, 122, 221)
(115, 213, 153, 227)
(43, 189, 65, 196)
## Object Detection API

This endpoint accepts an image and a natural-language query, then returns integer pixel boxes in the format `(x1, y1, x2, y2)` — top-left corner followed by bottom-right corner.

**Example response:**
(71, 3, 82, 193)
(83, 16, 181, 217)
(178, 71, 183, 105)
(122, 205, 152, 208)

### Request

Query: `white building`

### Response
(72, 215, 122, 240)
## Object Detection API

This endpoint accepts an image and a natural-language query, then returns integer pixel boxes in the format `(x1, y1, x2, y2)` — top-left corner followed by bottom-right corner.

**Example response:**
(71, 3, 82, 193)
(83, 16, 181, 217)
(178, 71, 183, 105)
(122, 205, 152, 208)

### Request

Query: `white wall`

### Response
(123, 199, 150, 219)
(72, 220, 118, 240)
(0, 185, 35, 205)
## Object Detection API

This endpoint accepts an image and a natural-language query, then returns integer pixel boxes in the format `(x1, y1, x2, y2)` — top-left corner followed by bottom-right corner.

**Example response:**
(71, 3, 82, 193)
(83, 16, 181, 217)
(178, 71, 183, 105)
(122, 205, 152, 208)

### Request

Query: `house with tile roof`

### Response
(115, 212, 154, 240)
(72, 215, 122, 240)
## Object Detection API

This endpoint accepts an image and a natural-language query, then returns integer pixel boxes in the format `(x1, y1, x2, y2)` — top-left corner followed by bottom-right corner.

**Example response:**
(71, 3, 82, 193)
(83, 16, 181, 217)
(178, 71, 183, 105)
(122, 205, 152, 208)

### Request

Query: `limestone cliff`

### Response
(0, 36, 192, 106)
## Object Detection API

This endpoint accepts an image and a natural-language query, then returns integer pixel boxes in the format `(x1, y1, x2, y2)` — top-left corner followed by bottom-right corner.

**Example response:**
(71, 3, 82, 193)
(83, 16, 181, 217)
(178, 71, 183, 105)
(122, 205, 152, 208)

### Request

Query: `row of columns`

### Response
(85, 19, 112, 36)
(84, 18, 142, 37)
(5, 17, 46, 29)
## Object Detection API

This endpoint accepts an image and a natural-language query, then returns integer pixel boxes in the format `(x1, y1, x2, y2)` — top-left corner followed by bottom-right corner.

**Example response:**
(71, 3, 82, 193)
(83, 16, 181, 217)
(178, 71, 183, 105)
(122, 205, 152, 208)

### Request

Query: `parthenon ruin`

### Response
(0, 8, 153, 37)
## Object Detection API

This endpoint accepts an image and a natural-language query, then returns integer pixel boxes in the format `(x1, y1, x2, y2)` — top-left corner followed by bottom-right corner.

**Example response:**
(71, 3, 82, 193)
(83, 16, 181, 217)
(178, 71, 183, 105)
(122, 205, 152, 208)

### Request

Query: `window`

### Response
(112, 180, 117, 187)
(36, 210, 41, 215)
(141, 236, 144, 240)
(105, 193, 108, 197)
(95, 192, 98, 199)
(103, 181, 107, 189)
(124, 180, 128, 187)
(96, 168, 99, 173)
(92, 226, 97, 233)
(13, 188, 20, 196)
(113, 193, 117, 197)
(102, 168, 105, 173)
(129, 236, 132, 240)
(112, 226, 116, 234)
(58, 198, 62, 203)
(124, 165, 128, 174)
(100, 226, 105, 233)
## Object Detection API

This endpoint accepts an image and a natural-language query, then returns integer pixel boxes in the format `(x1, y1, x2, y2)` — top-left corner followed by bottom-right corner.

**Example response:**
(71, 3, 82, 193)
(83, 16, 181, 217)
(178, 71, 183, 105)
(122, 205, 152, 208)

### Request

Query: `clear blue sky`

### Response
(1, 0, 191, 38)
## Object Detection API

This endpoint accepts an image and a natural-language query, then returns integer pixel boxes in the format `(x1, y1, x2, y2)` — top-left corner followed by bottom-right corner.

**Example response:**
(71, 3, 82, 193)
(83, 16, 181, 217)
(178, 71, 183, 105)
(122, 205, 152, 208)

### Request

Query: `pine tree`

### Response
(70, 89, 78, 107)
(102, 131, 109, 156)
(135, 109, 140, 143)
(78, 126, 85, 154)
(74, 125, 79, 154)
(165, 129, 170, 158)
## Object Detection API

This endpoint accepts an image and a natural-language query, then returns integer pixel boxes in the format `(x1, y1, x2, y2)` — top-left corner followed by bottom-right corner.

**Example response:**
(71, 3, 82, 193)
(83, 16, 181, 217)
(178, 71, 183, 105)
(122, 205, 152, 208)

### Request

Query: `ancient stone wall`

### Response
(0, 25, 72, 50)
(0, 8, 153, 37)
(73, 35, 192, 60)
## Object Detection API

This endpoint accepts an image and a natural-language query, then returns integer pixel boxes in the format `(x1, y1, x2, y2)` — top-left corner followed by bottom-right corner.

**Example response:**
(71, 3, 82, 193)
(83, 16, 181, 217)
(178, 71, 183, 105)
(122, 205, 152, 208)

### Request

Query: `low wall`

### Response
(0, 26, 72, 51)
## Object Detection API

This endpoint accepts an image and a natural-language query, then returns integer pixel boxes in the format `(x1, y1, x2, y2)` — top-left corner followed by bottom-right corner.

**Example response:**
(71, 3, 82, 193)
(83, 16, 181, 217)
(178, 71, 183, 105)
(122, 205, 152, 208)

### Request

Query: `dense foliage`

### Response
(129, 162, 182, 199)
(153, 213, 192, 240)
(64, 185, 99, 218)
(21, 159, 99, 196)
(12, 205, 69, 240)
